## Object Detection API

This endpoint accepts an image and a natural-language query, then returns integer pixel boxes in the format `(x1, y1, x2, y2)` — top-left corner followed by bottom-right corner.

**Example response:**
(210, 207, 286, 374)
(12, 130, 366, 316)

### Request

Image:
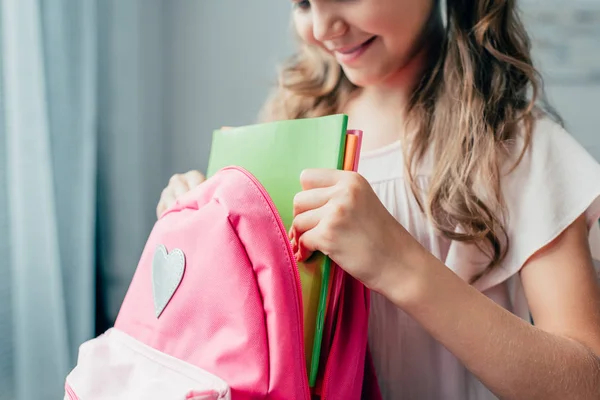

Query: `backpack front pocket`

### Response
(65, 328, 231, 400)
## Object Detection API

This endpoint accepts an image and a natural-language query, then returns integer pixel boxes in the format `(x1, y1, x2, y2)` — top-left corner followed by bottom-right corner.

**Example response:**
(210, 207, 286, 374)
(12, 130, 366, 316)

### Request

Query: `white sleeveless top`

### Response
(357, 117, 600, 400)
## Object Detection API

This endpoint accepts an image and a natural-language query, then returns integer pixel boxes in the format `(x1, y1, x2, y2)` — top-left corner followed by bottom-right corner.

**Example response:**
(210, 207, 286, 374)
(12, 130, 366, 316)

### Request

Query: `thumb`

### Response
(156, 200, 166, 219)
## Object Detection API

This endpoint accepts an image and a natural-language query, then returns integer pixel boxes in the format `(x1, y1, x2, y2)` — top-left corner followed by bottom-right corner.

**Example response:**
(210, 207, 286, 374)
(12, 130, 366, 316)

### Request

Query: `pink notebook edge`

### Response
(346, 129, 363, 172)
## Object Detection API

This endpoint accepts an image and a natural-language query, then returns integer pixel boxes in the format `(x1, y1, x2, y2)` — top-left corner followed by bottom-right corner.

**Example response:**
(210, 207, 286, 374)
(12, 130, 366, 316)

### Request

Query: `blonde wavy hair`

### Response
(259, 0, 559, 282)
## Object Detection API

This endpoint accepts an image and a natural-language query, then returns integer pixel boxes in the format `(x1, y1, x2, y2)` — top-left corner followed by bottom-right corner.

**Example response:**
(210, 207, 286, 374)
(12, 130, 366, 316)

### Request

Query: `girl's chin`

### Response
(342, 68, 386, 88)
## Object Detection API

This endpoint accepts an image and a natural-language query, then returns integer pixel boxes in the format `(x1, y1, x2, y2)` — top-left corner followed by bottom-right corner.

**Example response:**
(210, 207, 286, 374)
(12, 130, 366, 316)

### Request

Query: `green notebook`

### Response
(206, 114, 349, 386)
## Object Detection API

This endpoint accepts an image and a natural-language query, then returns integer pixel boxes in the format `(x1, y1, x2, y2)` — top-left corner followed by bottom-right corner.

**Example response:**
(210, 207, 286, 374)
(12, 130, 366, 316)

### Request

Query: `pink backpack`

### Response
(65, 166, 381, 400)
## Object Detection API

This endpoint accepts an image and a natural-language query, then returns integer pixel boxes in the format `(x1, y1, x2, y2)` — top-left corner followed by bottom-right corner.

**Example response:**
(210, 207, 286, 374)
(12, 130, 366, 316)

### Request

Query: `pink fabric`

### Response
(64, 328, 231, 399)
(322, 270, 369, 399)
(66, 166, 380, 399)
(65, 383, 78, 400)
(115, 167, 308, 399)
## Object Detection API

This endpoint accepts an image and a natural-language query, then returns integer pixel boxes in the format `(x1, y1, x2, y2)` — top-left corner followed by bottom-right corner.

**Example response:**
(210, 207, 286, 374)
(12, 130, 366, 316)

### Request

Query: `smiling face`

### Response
(292, 0, 437, 87)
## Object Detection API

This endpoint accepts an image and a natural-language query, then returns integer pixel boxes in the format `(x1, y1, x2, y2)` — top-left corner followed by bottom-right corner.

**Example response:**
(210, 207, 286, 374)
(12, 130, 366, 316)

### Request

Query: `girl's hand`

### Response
(290, 169, 420, 294)
(156, 170, 206, 218)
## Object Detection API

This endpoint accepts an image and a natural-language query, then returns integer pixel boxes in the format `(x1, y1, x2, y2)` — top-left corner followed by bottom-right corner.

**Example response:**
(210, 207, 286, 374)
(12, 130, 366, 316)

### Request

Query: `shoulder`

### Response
(501, 112, 600, 230)
(503, 113, 600, 186)
(471, 113, 600, 291)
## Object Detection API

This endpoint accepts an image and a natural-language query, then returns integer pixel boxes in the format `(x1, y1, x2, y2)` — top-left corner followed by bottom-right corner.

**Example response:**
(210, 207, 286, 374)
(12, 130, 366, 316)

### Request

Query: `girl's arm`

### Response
(386, 215, 600, 399)
(291, 169, 600, 398)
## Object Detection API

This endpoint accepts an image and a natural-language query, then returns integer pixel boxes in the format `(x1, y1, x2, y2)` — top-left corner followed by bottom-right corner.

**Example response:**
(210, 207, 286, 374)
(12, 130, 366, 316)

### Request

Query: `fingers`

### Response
(296, 226, 323, 262)
(157, 170, 205, 219)
(290, 203, 332, 262)
(300, 169, 346, 190)
(168, 170, 205, 197)
(156, 187, 176, 218)
(292, 169, 352, 261)
(290, 186, 331, 252)
(170, 175, 191, 198)
(293, 187, 332, 217)
(184, 170, 206, 188)
(156, 200, 167, 219)
(291, 207, 325, 237)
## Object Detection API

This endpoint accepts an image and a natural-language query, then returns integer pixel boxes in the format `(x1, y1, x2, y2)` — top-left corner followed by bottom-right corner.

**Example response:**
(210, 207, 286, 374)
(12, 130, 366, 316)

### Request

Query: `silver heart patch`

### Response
(152, 244, 185, 318)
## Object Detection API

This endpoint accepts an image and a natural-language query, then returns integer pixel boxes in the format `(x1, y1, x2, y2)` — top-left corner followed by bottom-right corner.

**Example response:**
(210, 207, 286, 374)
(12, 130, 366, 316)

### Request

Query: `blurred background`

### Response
(0, 0, 598, 398)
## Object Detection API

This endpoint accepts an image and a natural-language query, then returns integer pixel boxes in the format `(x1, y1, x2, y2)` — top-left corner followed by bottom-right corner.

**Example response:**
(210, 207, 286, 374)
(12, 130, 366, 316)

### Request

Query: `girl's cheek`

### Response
(294, 15, 319, 46)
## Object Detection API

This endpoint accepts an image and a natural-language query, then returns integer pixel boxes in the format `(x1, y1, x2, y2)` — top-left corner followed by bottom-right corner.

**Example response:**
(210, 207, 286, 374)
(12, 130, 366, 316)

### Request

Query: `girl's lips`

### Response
(333, 36, 377, 64)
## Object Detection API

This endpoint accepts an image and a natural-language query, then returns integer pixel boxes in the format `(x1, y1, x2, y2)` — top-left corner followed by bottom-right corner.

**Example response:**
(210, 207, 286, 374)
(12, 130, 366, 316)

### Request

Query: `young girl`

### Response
(157, 0, 600, 398)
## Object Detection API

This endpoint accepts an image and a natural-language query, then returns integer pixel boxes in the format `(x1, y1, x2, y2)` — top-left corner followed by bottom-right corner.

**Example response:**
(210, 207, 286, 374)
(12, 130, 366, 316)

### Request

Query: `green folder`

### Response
(206, 114, 349, 386)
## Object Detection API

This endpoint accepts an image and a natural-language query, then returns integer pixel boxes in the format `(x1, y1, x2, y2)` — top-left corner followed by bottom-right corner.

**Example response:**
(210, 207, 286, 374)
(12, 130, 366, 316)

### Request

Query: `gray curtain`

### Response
(95, 0, 168, 331)
(0, 0, 96, 398)
(0, 1, 170, 396)
(0, 0, 284, 397)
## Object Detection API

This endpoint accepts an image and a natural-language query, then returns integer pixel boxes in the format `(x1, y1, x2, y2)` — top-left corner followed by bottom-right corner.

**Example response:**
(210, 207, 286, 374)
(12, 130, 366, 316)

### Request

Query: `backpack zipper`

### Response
(225, 166, 311, 400)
